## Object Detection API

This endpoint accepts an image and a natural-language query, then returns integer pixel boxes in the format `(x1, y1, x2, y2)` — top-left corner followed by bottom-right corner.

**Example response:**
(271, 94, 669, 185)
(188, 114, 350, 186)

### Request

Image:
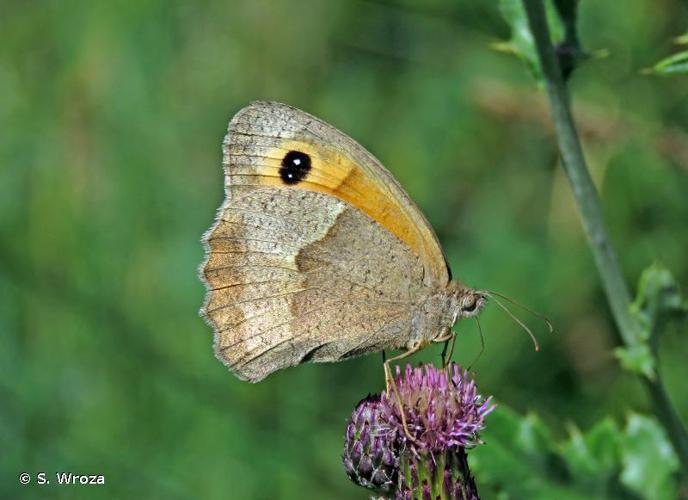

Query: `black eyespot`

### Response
(280, 150, 311, 185)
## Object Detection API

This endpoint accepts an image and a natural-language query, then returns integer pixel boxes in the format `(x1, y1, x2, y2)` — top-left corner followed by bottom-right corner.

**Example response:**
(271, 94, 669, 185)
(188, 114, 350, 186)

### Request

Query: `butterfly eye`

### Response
(462, 296, 478, 313)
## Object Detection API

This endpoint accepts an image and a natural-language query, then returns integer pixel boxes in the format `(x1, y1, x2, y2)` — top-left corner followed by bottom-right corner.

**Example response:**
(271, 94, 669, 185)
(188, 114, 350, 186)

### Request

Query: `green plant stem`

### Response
(521, 0, 688, 472)
(523, 1, 639, 346)
(646, 374, 688, 471)
(399, 448, 478, 499)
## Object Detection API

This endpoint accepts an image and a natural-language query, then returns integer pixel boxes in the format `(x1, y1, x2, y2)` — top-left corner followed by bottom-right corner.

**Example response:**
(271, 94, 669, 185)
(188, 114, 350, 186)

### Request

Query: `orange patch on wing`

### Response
(229, 140, 434, 265)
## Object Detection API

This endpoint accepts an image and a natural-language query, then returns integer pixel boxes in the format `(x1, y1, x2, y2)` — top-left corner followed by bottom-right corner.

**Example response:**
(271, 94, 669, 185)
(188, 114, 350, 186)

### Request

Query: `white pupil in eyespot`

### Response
(292, 158, 301, 165)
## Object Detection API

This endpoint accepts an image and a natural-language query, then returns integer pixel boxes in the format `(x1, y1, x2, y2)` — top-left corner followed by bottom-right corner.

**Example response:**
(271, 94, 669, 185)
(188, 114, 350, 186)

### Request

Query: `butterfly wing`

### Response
(200, 102, 449, 381)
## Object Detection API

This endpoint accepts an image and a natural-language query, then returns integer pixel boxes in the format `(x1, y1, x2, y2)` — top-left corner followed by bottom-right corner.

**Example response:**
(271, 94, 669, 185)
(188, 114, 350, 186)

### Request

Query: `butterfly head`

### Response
(448, 285, 487, 324)
(458, 290, 487, 319)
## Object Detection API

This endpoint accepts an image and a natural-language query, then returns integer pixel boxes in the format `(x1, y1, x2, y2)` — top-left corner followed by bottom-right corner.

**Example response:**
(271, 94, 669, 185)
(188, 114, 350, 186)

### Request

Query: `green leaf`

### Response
(560, 418, 621, 481)
(674, 32, 688, 45)
(472, 406, 679, 499)
(617, 263, 686, 378)
(613, 344, 656, 380)
(630, 263, 687, 348)
(495, 0, 565, 83)
(619, 414, 679, 500)
(471, 406, 578, 499)
(645, 29, 688, 75)
(646, 49, 688, 75)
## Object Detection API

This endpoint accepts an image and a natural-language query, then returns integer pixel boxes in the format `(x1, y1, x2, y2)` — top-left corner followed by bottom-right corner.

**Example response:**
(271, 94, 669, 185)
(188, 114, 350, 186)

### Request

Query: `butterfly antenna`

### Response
(485, 290, 554, 334)
(488, 295, 540, 351)
(467, 317, 486, 371)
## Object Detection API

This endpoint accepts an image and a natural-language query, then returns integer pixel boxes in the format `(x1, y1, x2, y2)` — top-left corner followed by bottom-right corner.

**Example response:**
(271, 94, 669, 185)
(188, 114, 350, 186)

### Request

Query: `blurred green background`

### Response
(2, 1, 687, 498)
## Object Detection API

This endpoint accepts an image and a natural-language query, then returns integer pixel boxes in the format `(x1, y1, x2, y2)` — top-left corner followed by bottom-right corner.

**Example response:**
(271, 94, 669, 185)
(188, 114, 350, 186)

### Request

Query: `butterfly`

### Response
(200, 101, 491, 383)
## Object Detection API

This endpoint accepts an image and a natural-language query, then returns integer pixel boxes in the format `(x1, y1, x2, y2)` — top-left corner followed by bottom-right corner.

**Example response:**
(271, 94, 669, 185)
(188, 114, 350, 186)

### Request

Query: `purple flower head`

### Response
(382, 363, 495, 455)
(342, 394, 399, 492)
(343, 363, 493, 497)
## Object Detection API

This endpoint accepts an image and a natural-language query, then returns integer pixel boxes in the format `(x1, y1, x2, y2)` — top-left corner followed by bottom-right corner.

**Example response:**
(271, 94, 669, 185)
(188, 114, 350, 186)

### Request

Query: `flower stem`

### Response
(521, 0, 688, 472)
(399, 448, 478, 499)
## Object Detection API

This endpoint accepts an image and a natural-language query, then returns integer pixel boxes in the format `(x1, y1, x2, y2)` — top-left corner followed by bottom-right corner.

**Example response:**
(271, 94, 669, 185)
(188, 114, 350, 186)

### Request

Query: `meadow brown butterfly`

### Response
(200, 101, 489, 382)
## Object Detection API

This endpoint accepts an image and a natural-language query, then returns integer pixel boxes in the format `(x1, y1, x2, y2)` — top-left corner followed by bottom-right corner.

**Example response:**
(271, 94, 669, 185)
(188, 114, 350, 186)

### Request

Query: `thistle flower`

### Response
(343, 363, 494, 499)
(384, 364, 495, 456)
(343, 394, 400, 493)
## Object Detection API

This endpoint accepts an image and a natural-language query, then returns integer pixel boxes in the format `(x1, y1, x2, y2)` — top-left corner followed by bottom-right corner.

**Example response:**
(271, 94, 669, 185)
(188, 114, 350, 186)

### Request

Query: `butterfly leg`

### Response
(434, 328, 457, 368)
(383, 345, 423, 441)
